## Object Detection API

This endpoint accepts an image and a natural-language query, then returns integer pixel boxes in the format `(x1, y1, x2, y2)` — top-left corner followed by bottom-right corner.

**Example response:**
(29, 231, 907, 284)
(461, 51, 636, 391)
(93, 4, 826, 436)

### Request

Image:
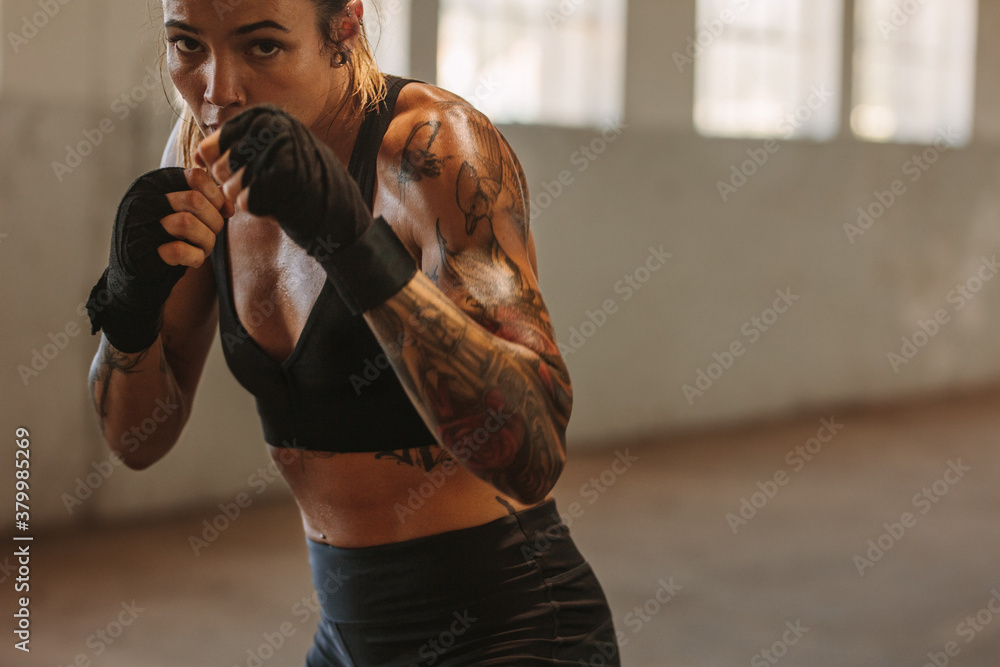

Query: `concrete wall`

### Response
(3, 0, 999, 533)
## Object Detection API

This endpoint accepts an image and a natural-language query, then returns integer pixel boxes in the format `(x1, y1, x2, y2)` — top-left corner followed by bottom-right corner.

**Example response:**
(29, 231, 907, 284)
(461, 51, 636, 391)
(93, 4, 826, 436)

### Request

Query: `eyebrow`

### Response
(163, 19, 291, 36)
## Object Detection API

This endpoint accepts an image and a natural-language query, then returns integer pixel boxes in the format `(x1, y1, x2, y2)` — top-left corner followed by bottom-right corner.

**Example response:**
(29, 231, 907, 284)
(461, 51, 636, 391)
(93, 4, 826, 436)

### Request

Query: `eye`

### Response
(168, 36, 201, 54)
(249, 40, 282, 57)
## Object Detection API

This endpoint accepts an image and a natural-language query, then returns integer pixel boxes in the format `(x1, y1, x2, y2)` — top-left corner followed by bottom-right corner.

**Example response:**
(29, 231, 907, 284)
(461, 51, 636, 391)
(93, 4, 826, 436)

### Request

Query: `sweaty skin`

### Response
(90, 0, 569, 548)
(220, 83, 569, 547)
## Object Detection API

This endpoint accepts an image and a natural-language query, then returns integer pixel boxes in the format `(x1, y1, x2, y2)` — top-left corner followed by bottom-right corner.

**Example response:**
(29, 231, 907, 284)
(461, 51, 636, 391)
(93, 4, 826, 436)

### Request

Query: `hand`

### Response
(196, 104, 417, 316)
(87, 167, 232, 352)
(196, 104, 373, 260)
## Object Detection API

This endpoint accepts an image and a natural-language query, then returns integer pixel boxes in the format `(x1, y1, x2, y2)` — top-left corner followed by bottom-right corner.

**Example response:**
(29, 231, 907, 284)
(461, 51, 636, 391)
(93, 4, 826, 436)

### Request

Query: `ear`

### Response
(334, 0, 365, 54)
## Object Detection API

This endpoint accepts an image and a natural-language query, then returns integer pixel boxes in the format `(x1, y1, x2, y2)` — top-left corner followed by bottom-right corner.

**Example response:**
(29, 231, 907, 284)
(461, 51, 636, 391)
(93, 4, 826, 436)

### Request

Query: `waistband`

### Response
(306, 497, 582, 623)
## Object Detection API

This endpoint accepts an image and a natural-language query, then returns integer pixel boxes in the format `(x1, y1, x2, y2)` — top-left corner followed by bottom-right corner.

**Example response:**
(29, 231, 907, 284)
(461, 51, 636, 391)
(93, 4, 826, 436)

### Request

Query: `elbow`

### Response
(107, 433, 161, 471)
(507, 429, 567, 506)
(109, 444, 152, 471)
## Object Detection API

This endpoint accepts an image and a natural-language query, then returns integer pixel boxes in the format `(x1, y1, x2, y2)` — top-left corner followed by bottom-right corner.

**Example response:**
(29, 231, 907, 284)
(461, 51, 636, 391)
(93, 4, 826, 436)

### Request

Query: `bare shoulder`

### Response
(378, 81, 532, 262)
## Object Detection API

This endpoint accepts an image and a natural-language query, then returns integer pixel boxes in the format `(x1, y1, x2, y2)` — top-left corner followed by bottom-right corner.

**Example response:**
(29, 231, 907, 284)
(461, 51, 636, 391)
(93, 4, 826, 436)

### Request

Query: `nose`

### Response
(203, 55, 243, 109)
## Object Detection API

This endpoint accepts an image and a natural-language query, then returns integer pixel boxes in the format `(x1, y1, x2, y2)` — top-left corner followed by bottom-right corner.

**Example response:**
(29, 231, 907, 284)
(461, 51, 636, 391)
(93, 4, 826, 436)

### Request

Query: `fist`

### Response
(195, 105, 373, 259)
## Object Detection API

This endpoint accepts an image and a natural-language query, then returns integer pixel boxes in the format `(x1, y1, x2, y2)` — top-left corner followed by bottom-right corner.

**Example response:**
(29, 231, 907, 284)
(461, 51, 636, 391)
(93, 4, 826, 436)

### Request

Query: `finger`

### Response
(221, 166, 248, 208)
(183, 168, 235, 219)
(157, 239, 209, 269)
(211, 148, 236, 189)
(165, 189, 227, 235)
(195, 129, 222, 171)
(159, 211, 218, 257)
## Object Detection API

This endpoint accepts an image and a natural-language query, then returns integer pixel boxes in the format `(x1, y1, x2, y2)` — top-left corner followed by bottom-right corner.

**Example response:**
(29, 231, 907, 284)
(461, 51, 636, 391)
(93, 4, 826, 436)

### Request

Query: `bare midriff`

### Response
(267, 444, 546, 548)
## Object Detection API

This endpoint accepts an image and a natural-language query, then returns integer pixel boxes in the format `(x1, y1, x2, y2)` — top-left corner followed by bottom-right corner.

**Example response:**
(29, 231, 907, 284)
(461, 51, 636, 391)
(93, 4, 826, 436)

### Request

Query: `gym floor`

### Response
(11, 387, 1000, 666)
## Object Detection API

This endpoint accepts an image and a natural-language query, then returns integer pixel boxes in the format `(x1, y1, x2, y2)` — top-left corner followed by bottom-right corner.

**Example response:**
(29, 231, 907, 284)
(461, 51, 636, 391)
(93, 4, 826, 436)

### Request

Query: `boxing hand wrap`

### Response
(87, 168, 191, 353)
(314, 214, 418, 315)
(219, 105, 417, 315)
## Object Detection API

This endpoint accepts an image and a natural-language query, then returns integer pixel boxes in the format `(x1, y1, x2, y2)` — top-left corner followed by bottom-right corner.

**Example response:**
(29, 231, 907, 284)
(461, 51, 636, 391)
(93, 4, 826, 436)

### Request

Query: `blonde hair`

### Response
(167, 9, 387, 168)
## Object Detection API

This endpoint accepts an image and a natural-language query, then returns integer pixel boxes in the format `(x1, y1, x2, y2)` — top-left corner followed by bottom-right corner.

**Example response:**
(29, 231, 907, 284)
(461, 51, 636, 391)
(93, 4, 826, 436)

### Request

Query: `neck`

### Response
(312, 80, 364, 167)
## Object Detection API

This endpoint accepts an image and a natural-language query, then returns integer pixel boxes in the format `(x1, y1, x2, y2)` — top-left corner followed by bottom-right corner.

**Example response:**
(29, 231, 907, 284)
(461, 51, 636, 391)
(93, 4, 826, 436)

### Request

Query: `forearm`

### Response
(364, 271, 571, 504)
(88, 335, 189, 470)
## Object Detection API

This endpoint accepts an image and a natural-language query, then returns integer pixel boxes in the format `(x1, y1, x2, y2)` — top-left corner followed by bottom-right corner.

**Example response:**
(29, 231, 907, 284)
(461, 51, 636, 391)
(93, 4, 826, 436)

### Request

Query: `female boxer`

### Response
(85, 0, 621, 664)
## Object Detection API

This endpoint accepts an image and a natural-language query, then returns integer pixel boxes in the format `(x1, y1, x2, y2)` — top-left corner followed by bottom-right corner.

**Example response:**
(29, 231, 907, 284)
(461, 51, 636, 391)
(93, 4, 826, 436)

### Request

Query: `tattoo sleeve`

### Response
(366, 104, 572, 504)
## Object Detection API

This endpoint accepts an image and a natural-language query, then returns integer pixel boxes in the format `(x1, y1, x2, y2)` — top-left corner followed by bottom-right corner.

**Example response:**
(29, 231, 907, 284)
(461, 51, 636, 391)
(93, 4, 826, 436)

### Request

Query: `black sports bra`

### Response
(210, 75, 438, 452)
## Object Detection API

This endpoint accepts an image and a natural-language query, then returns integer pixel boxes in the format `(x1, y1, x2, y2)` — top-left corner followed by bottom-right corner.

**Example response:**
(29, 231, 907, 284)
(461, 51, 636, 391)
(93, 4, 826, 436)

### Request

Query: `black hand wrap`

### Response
(86, 168, 190, 353)
(218, 105, 417, 315)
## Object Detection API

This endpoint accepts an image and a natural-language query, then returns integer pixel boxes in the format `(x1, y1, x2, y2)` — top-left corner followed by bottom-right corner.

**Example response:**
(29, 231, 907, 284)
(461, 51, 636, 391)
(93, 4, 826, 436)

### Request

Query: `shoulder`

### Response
(378, 81, 530, 256)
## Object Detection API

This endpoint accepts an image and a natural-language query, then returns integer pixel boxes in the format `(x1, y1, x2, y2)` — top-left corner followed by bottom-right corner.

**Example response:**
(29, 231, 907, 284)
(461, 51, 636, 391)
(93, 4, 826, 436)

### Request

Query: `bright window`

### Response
(369, 0, 411, 76)
(852, 0, 978, 145)
(693, 0, 843, 140)
(437, 0, 627, 126)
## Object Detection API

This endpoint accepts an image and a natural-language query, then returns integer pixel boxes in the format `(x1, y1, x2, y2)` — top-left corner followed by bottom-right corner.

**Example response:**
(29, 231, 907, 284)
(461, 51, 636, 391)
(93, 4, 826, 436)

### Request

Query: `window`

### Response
(437, 0, 627, 126)
(368, 0, 411, 76)
(693, 0, 843, 140)
(852, 0, 978, 145)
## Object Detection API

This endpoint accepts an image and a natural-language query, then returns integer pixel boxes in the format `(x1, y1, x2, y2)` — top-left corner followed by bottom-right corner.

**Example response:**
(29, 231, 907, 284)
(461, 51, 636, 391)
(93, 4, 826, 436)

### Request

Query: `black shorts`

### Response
(304, 497, 621, 666)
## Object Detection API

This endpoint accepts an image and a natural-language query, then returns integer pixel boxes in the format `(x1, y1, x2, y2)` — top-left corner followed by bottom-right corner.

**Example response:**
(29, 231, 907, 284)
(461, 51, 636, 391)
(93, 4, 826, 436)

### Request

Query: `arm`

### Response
(87, 121, 229, 469)
(197, 101, 571, 503)
(363, 102, 572, 504)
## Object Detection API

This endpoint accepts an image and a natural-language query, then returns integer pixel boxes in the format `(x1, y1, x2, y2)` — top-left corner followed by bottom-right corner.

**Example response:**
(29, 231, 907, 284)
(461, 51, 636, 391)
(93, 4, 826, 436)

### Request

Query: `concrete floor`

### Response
(5, 388, 1000, 667)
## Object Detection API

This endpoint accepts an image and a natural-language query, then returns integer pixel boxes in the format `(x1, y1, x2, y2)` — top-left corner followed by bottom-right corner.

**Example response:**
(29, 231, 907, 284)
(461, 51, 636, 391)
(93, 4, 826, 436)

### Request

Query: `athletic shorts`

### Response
(303, 497, 621, 666)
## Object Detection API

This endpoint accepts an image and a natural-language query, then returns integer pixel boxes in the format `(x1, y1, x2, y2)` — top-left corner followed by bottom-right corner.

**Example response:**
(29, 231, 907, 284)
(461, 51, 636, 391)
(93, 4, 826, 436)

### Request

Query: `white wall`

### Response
(3, 0, 999, 533)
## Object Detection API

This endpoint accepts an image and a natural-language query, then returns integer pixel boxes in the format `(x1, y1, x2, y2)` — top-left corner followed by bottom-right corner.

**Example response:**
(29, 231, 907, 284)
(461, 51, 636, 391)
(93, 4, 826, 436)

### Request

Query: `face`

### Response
(162, 0, 348, 137)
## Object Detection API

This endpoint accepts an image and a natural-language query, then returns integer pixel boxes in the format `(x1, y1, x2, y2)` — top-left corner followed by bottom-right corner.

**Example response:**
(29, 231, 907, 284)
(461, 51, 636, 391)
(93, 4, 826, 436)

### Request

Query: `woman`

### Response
(85, 0, 621, 664)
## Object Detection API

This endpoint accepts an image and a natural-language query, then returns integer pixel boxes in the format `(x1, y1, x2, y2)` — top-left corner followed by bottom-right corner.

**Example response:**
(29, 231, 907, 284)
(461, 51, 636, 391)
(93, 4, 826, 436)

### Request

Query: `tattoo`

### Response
(454, 115, 504, 236)
(426, 263, 440, 286)
(496, 131, 530, 242)
(362, 101, 569, 503)
(271, 444, 453, 475)
(374, 445, 454, 472)
(367, 211, 570, 502)
(398, 121, 449, 199)
(92, 343, 150, 434)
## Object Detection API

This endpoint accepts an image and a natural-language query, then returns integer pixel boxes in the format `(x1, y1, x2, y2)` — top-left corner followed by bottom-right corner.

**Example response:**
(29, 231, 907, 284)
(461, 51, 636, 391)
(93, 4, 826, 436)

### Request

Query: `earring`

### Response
(332, 48, 349, 67)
